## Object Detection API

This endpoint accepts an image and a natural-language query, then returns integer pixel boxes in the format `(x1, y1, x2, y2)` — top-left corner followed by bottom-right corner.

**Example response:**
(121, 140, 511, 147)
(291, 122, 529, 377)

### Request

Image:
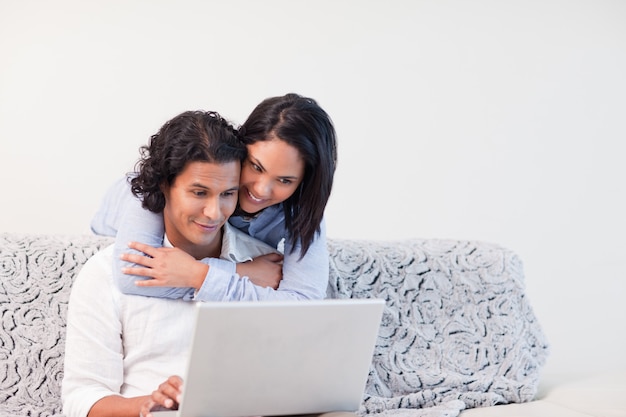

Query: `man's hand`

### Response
(140, 375, 184, 417)
(120, 242, 208, 289)
(236, 253, 284, 289)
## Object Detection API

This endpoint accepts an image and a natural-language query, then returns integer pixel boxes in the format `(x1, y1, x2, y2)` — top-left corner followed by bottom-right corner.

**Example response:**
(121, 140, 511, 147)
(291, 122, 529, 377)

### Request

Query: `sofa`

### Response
(0, 233, 624, 417)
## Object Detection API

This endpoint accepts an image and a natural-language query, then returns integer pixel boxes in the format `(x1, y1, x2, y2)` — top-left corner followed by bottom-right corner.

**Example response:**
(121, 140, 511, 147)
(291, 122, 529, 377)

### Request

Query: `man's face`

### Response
(162, 160, 240, 259)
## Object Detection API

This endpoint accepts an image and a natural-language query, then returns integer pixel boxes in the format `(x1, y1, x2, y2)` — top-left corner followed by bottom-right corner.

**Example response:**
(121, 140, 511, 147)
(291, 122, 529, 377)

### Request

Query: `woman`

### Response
(91, 93, 337, 301)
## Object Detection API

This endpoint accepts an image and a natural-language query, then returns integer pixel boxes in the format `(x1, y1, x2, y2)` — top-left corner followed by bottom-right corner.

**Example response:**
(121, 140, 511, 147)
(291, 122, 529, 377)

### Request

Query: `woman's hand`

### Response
(236, 253, 284, 289)
(139, 375, 183, 417)
(120, 242, 208, 289)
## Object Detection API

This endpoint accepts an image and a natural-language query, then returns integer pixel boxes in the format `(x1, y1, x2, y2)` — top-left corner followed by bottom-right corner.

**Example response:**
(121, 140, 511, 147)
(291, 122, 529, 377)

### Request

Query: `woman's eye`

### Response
(279, 179, 292, 185)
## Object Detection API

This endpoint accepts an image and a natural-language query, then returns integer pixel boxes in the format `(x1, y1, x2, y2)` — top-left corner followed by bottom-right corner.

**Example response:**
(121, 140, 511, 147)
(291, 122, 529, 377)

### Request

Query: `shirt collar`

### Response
(163, 222, 278, 263)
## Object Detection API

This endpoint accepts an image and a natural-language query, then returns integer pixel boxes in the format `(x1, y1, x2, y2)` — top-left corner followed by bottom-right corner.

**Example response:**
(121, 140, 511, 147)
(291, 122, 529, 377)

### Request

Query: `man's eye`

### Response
(223, 191, 236, 197)
(193, 190, 206, 196)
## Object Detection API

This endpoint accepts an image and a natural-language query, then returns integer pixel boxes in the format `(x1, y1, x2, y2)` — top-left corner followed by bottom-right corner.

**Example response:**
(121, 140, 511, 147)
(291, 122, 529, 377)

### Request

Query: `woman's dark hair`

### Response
(240, 93, 338, 258)
(130, 110, 246, 212)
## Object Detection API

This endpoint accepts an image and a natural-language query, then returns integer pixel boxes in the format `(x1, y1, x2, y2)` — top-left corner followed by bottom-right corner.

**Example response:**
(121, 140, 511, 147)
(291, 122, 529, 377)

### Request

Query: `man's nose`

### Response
(203, 200, 220, 219)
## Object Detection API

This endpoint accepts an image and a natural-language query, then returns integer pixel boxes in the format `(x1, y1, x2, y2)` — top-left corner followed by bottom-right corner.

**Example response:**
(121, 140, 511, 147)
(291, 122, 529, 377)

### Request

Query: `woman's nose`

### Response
(252, 177, 272, 198)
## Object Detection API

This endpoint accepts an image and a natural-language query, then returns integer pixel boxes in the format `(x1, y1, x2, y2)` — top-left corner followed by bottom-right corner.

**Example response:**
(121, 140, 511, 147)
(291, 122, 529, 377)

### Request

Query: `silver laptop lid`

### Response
(174, 298, 385, 417)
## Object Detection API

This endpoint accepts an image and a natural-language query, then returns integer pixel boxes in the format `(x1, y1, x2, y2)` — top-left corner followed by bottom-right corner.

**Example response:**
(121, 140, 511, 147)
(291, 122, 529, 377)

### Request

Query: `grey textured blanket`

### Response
(0, 234, 548, 417)
(327, 238, 549, 417)
(1, 234, 113, 417)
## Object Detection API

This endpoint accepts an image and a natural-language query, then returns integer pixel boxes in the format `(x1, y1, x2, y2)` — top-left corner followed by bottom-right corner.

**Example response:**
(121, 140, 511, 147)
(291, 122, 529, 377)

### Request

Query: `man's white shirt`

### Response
(61, 223, 278, 417)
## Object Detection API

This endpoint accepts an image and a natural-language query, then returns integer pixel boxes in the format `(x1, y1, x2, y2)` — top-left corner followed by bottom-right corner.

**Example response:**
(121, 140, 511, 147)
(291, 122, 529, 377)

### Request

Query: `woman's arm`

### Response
(192, 219, 329, 301)
(98, 178, 198, 299)
(94, 178, 328, 301)
(121, 220, 329, 302)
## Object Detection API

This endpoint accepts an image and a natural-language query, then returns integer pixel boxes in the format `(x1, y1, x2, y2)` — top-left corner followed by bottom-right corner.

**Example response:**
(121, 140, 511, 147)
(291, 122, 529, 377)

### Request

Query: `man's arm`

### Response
(139, 375, 184, 417)
(62, 247, 127, 417)
(63, 246, 155, 417)
(88, 395, 150, 417)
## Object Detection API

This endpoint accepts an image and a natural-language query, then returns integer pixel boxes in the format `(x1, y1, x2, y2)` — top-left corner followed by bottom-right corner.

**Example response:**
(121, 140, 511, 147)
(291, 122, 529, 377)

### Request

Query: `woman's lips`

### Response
(246, 189, 265, 203)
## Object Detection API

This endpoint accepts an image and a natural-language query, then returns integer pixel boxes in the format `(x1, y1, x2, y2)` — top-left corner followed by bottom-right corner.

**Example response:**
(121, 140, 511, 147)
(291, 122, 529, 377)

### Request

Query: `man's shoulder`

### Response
(69, 243, 116, 299)
(87, 242, 115, 262)
(74, 243, 115, 281)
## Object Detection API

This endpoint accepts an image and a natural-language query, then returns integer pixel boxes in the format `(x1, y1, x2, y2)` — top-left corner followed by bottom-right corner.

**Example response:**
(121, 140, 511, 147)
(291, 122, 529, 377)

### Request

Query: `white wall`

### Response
(2, 0, 625, 376)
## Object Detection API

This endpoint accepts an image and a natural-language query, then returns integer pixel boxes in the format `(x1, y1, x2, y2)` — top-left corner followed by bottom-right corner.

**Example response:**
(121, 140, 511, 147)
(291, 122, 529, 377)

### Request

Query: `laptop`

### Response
(154, 298, 385, 417)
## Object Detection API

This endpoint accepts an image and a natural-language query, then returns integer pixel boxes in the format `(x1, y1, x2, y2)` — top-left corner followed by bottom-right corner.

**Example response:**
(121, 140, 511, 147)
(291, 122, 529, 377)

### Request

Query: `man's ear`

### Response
(159, 181, 169, 199)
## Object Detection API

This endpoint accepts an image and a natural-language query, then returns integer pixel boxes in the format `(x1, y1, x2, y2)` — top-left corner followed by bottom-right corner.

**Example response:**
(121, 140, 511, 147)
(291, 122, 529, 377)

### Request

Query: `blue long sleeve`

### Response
(91, 177, 328, 301)
(92, 177, 196, 299)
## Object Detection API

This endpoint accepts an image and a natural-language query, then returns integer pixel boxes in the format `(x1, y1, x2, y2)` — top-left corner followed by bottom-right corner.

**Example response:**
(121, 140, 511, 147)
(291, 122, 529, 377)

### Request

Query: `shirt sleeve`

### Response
(62, 247, 124, 417)
(107, 178, 196, 300)
(94, 177, 328, 302)
(193, 220, 329, 302)
(90, 177, 132, 237)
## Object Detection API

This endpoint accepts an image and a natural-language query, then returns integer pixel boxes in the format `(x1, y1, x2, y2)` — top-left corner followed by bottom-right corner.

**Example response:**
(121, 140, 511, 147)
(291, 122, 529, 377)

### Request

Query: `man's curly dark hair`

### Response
(130, 110, 247, 213)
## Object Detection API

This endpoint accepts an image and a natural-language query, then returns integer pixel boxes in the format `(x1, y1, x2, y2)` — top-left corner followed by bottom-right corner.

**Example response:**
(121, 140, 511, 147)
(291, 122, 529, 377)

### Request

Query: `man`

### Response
(62, 111, 278, 417)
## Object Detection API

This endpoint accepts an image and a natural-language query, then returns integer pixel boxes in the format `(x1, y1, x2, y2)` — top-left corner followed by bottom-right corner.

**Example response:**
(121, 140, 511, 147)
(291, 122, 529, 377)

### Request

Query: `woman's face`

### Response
(238, 137, 305, 214)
